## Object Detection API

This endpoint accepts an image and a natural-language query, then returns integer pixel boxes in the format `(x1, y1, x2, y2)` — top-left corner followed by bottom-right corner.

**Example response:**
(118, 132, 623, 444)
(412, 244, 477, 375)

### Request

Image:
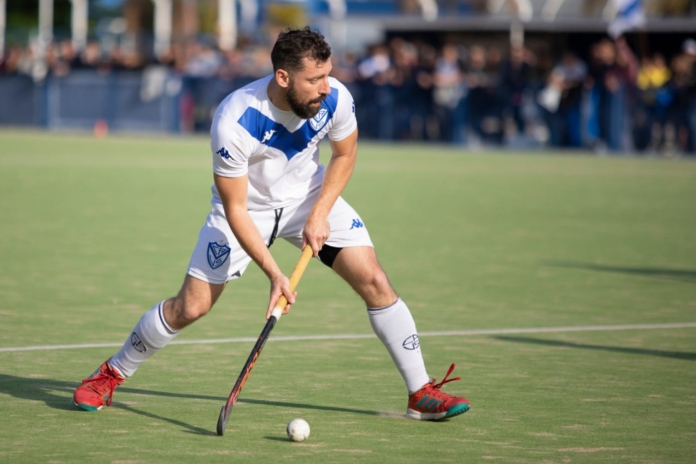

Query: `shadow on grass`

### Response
(0, 374, 388, 435)
(113, 403, 217, 436)
(239, 397, 388, 417)
(494, 336, 696, 361)
(545, 262, 696, 283)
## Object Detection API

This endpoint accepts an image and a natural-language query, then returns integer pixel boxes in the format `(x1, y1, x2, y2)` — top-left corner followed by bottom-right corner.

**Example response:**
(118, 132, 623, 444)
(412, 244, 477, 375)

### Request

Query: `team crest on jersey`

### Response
(309, 108, 329, 132)
(207, 241, 231, 269)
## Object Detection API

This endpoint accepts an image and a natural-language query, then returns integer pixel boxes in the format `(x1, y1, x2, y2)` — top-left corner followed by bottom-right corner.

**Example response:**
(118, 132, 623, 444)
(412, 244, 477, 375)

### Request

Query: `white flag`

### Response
(608, 0, 645, 39)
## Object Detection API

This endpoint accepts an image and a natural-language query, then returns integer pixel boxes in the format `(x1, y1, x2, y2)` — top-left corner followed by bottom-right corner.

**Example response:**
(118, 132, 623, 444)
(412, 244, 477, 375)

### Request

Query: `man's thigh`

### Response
(186, 203, 277, 284)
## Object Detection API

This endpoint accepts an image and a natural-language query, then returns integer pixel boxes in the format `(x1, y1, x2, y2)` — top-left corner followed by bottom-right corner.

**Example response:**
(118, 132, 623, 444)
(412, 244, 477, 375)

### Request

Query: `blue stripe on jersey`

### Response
(237, 87, 339, 160)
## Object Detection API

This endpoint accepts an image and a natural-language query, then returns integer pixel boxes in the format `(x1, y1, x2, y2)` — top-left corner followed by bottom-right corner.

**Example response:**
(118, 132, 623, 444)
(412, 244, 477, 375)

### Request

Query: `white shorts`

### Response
(186, 191, 373, 284)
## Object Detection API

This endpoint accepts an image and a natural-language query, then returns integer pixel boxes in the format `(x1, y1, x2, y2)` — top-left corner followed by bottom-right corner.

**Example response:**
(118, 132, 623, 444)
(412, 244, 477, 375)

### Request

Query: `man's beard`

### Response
(286, 82, 325, 119)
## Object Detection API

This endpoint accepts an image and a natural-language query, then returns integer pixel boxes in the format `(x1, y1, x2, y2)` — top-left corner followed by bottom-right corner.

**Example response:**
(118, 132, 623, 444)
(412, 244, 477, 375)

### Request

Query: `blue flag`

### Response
(609, 0, 645, 39)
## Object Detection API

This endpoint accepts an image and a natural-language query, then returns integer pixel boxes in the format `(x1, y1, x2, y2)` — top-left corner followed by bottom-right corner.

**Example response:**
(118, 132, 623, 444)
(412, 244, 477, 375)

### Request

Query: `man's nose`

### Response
(319, 78, 330, 95)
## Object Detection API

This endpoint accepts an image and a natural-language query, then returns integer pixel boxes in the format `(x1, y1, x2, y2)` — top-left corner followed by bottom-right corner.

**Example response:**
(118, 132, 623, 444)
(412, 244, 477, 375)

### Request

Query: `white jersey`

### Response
(210, 75, 357, 211)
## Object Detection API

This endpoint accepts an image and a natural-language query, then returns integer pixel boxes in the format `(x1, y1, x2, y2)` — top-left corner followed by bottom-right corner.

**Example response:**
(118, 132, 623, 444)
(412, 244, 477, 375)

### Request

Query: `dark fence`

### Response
(0, 70, 180, 132)
(45, 70, 180, 132)
(0, 75, 39, 126)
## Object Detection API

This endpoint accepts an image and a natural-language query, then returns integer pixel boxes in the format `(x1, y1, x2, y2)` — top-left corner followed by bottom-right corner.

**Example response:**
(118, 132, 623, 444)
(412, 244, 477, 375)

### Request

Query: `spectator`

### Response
(356, 45, 392, 139)
(605, 37, 638, 151)
(585, 39, 617, 149)
(183, 41, 222, 77)
(431, 43, 466, 143)
(387, 39, 420, 140)
(501, 44, 535, 137)
(681, 38, 696, 153)
(411, 43, 437, 141)
(635, 53, 672, 151)
(1, 45, 24, 75)
(541, 51, 587, 148)
(466, 45, 498, 144)
(668, 52, 695, 153)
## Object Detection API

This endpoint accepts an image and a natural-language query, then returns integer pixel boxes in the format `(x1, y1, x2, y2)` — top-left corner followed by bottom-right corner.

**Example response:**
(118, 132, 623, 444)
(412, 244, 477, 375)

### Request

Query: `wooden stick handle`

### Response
(270, 245, 314, 319)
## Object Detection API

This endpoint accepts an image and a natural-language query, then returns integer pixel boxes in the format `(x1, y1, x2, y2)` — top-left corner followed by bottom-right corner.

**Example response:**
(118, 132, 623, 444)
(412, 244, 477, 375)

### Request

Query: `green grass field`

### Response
(1, 129, 695, 463)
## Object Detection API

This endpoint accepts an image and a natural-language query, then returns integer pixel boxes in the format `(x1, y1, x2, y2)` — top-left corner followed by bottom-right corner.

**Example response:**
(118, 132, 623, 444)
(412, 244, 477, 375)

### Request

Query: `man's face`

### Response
(285, 57, 332, 119)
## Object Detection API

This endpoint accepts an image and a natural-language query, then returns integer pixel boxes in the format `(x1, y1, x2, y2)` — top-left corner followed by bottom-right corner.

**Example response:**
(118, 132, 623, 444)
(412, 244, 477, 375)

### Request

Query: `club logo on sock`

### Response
(207, 241, 231, 269)
(402, 334, 420, 350)
(131, 332, 147, 353)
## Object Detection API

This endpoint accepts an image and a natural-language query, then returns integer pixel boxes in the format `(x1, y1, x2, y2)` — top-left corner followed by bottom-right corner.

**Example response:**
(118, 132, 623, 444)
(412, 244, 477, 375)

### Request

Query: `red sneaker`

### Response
(73, 359, 125, 411)
(407, 364, 470, 420)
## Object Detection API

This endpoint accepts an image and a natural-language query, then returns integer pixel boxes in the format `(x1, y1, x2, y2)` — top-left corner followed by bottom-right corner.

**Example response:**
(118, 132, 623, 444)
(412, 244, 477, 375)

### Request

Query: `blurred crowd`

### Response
(2, 34, 696, 154)
(0, 38, 274, 78)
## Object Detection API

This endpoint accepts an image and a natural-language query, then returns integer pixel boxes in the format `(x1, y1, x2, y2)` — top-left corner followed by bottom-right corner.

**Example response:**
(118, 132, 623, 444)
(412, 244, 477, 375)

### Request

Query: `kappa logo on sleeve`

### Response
(207, 241, 231, 269)
(216, 147, 232, 160)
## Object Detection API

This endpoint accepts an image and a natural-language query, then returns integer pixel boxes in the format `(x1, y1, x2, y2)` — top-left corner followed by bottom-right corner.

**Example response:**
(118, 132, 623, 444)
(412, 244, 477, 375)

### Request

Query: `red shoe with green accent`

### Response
(73, 359, 125, 411)
(407, 364, 470, 420)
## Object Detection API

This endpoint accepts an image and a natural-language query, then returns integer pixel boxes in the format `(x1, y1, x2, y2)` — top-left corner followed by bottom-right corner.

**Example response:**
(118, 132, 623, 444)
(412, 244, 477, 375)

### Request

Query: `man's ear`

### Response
(275, 69, 291, 89)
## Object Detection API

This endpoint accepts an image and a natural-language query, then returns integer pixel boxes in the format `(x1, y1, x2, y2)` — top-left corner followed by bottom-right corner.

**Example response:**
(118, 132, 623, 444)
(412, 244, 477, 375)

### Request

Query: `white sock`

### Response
(110, 301, 179, 378)
(367, 298, 430, 394)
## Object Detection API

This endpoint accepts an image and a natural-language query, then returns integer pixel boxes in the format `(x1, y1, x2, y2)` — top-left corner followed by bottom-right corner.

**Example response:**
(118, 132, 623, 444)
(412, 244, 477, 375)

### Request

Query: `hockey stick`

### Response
(216, 245, 314, 436)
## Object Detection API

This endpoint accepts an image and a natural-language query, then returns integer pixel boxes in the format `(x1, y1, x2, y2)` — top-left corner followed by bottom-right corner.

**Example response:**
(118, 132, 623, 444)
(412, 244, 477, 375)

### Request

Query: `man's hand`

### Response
(302, 212, 330, 258)
(266, 273, 297, 319)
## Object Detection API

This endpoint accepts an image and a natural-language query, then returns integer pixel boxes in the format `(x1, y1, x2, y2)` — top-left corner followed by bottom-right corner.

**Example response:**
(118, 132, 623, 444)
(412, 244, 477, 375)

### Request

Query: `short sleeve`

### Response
(328, 82, 357, 142)
(210, 112, 258, 178)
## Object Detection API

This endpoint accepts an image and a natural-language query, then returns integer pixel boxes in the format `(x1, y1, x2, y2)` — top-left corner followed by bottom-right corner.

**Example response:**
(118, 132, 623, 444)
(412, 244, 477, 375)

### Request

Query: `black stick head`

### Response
(217, 405, 228, 436)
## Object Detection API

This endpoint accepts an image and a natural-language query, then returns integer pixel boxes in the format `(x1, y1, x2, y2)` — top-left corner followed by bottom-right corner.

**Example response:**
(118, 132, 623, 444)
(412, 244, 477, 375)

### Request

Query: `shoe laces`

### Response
(427, 363, 461, 395)
(83, 368, 121, 406)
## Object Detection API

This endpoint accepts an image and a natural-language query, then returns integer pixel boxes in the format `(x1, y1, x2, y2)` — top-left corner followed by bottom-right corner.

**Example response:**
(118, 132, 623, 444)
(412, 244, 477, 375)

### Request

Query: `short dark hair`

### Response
(271, 26, 332, 74)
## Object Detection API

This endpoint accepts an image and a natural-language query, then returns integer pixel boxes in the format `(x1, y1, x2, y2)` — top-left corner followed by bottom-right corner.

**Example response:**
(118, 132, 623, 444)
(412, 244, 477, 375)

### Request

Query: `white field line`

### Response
(1, 322, 695, 354)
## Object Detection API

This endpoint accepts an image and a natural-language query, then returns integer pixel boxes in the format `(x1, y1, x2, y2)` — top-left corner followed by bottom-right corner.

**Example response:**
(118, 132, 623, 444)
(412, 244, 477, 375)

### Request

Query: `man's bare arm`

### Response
(214, 173, 296, 318)
(303, 128, 358, 255)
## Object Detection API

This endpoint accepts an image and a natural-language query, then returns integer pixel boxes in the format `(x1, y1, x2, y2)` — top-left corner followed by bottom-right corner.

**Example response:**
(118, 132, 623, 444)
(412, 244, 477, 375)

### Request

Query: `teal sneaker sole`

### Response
(73, 400, 101, 412)
(443, 402, 470, 419)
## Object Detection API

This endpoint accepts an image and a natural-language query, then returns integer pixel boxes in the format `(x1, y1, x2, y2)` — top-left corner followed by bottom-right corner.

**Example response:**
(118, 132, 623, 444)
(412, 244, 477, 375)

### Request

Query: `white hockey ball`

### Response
(286, 418, 310, 442)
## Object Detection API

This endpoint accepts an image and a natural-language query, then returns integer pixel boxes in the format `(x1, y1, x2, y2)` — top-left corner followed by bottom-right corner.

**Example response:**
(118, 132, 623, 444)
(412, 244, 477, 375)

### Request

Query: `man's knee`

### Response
(165, 297, 212, 329)
(172, 297, 211, 328)
(163, 275, 225, 329)
(366, 269, 393, 294)
(355, 266, 397, 307)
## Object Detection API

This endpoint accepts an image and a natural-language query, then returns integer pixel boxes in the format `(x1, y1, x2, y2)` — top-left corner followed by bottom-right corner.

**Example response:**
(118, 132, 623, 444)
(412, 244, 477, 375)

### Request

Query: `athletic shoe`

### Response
(73, 359, 125, 411)
(407, 363, 470, 420)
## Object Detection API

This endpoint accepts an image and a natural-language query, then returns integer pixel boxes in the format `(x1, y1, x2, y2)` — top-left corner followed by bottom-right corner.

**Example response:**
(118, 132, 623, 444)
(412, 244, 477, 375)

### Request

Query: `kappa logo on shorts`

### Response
(309, 108, 329, 132)
(207, 241, 231, 269)
(350, 219, 364, 229)
(131, 332, 147, 353)
(402, 334, 420, 350)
